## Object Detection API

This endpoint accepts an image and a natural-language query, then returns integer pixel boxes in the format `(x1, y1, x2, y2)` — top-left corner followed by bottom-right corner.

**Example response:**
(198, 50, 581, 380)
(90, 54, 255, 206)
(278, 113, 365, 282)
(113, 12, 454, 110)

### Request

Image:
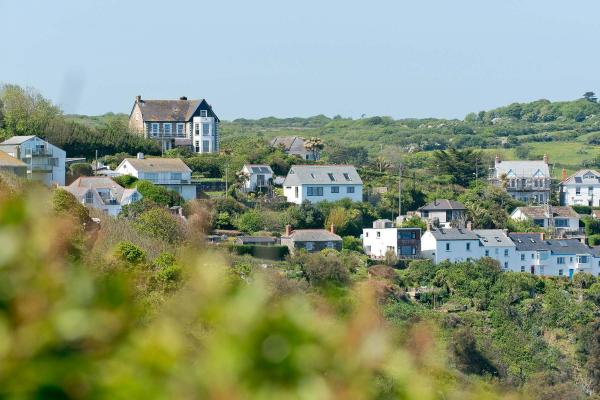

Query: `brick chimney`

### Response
(285, 224, 291, 236)
(330, 223, 335, 234)
(179, 96, 187, 100)
(135, 95, 142, 102)
(466, 221, 472, 230)
(426, 222, 432, 232)
(495, 154, 501, 164)
(562, 168, 567, 181)
(543, 153, 549, 164)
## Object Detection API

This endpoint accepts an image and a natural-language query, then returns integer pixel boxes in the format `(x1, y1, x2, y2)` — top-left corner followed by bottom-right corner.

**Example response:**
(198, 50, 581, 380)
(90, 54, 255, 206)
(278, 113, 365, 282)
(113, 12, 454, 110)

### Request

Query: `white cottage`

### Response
(240, 164, 273, 192)
(282, 165, 363, 204)
(510, 206, 581, 232)
(560, 169, 600, 207)
(61, 177, 142, 216)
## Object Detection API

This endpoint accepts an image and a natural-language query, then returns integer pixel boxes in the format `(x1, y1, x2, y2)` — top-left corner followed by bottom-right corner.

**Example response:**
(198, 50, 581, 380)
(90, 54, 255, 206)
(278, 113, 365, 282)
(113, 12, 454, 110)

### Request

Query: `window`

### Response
(200, 110, 208, 117)
(194, 141, 200, 152)
(176, 123, 185, 136)
(84, 191, 93, 204)
(555, 219, 569, 228)
(521, 254, 525, 261)
(398, 231, 416, 239)
(163, 123, 172, 136)
(131, 192, 139, 202)
(533, 219, 545, 227)
(400, 246, 415, 256)
(150, 123, 159, 136)
(194, 123, 200, 136)
(295, 187, 298, 198)
(557, 257, 565, 264)
(327, 173, 335, 181)
(485, 250, 489, 257)
(307, 187, 323, 196)
(577, 256, 589, 264)
(343, 173, 351, 181)
(331, 186, 339, 193)
(531, 254, 535, 259)
(504, 262, 508, 269)
(145, 173, 159, 182)
(576, 187, 581, 195)
(504, 249, 509, 257)
(327, 241, 334, 249)
(558, 269, 564, 276)
(445, 243, 450, 251)
(466, 243, 471, 251)
(202, 140, 210, 152)
(202, 123, 210, 136)
(170, 173, 182, 181)
(347, 186, 355, 194)
(305, 242, 314, 251)
(376, 232, 381, 238)
(521, 266, 525, 272)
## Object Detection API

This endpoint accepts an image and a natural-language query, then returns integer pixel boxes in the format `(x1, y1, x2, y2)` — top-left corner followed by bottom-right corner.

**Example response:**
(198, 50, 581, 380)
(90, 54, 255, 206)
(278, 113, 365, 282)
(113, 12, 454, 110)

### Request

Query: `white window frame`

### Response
(176, 123, 185, 136)
(163, 123, 172, 136)
(202, 123, 211, 136)
(200, 110, 208, 117)
(305, 242, 314, 251)
(150, 123, 159, 137)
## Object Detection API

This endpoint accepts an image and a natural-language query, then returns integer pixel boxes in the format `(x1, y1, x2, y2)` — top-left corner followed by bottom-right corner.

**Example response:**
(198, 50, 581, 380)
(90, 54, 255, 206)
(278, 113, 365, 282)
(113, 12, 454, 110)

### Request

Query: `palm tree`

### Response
(303, 137, 324, 161)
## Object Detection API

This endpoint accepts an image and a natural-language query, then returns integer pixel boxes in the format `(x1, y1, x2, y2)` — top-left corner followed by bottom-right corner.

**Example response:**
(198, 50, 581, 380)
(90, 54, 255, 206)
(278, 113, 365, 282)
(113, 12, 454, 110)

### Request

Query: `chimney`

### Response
(466, 221, 472, 231)
(426, 223, 432, 232)
(330, 223, 335, 234)
(179, 96, 187, 100)
(135, 95, 142, 102)
(561, 168, 567, 181)
(137, 152, 144, 160)
(495, 154, 501, 164)
(543, 153, 549, 164)
(540, 232, 544, 241)
(285, 224, 291, 236)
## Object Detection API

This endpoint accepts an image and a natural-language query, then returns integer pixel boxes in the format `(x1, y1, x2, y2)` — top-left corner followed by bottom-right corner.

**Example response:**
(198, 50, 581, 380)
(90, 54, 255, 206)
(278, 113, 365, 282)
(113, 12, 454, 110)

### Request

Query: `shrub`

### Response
(134, 208, 184, 244)
(114, 241, 146, 264)
(156, 264, 182, 283)
(589, 234, 600, 246)
(152, 252, 177, 270)
(135, 180, 183, 207)
(228, 244, 289, 260)
(342, 236, 363, 252)
(112, 175, 138, 188)
(293, 250, 351, 287)
(52, 188, 90, 224)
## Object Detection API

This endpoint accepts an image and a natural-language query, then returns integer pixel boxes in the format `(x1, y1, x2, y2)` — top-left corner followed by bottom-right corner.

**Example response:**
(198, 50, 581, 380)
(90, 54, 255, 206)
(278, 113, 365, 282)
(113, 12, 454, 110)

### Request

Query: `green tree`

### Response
(52, 188, 90, 224)
(135, 180, 183, 207)
(583, 91, 598, 103)
(134, 208, 184, 243)
(431, 147, 481, 187)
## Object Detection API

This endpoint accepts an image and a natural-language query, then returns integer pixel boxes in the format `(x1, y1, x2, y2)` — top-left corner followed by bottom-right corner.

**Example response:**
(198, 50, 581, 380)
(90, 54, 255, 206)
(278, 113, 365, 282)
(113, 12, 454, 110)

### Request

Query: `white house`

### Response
(509, 233, 596, 277)
(510, 206, 581, 232)
(0, 135, 66, 186)
(240, 164, 273, 192)
(362, 219, 421, 260)
(476, 229, 517, 271)
(282, 165, 363, 204)
(560, 169, 600, 207)
(115, 154, 196, 201)
(416, 199, 467, 228)
(421, 227, 483, 264)
(61, 177, 142, 216)
(491, 154, 551, 204)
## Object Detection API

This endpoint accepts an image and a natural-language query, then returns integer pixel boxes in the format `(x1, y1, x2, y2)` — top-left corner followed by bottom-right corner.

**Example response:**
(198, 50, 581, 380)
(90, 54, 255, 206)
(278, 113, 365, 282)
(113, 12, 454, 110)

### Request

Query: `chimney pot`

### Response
(285, 224, 291, 236)
(179, 96, 187, 100)
(543, 153, 549, 164)
(466, 221, 473, 230)
(137, 152, 144, 160)
(330, 223, 335, 234)
(135, 95, 142, 102)
(495, 154, 501, 164)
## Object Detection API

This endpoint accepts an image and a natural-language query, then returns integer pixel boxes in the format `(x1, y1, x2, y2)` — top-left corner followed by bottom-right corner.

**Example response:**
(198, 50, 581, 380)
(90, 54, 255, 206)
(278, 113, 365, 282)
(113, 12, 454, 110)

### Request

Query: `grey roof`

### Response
(270, 136, 307, 153)
(513, 206, 579, 219)
(0, 135, 37, 145)
(243, 164, 273, 174)
(428, 228, 479, 241)
(236, 236, 278, 244)
(508, 233, 592, 254)
(135, 99, 219, 122)
(121, 157, 191, 173)
(283, 165, 362, 186)
(63, 177, 140, 206)
(418, 199, 466, 211)
(474, 229, 514, 247)
(0, 151, 27, 167)
(284, 229, 342, 242)
(562, 169, 600, 185)
(495, 160, 550, 178)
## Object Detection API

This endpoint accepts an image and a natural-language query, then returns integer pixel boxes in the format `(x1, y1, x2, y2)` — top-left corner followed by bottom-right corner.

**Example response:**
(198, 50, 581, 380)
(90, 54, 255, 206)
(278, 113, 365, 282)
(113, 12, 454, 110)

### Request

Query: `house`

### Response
(510, 206, 581, 232)
(421, 227, 482, 264)
(235, 236, 279, 246)
(491, 154, 551, 204)
(280, 225, 342, 253)
(476, 229, 517, 271)
(362, 219, 421, 260)
(61, 177, 142, 216)
(560, 169, 600, 207)
(509, 233, 595, 277)
(270, 136, 318, 160)
(416, 199, 467, 227)
(282, 165, 363, 204)
(240, 164, 273, 192)
(128, 95, 219, 153)
(0, 150, 27, 177)
(0, 136, 66, 186)
(115, 153, 196, 201)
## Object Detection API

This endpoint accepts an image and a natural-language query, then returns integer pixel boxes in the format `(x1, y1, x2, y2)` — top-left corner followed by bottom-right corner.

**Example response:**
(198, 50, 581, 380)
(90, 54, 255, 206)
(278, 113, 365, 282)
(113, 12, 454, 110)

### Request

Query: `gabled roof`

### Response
(427, 227, 479, 241)
(561, 169, 600, 185)
(512, 206, 579, 219)
(283, 229, 342, 242)
(120, 157, 191, 173)
(495, 160, 550, 178)
(243, 164, 273, 174)
(474, 229, 514, 247)
(508, 233, 591, 254)
(270, 136, 306, 153)
(418, 199, 466, 211)
(133, 98, 219, 122)
(283, 165, 362, 186)
(0, 135, 37, 145)
(0, 150, 27, 167)
(63, 177, 140, 205)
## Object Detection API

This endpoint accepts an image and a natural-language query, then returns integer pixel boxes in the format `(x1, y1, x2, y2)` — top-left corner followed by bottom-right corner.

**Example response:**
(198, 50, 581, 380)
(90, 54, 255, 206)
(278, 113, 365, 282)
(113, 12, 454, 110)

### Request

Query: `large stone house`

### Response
(128, 95, 219, 154)
(0, 136, 66, 186)
(491, 154, 551, 204)
(282, 165, 363, 204)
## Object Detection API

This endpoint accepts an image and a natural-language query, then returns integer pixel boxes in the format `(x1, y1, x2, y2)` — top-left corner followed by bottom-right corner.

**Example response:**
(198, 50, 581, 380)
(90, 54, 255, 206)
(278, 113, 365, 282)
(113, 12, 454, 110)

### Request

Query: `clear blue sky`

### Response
(1, 0, 599, 120)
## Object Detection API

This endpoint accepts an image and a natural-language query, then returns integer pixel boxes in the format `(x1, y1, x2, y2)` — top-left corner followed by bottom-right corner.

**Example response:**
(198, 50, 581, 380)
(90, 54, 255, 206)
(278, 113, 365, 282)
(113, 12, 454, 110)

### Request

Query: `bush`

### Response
(114, 241, 146, 264)
(228, 244, 289, 260)
(112, 175, 138, 188)
(152, 252, 177, 270)
(342, 236, 363, 252)
(52, 188, 90, 224)
(135, 180, 183, 207)
(134, 208, 184, 244)
(573, 205, 592, 215)
(293, 250, 351, 287)
(589, 234, 600, 246)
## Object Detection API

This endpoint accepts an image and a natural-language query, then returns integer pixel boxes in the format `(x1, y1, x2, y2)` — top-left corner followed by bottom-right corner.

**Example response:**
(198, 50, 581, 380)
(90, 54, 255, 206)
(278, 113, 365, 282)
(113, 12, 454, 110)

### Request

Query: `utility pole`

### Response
(225, 165, 229, 197)
(398, 163, 402, 219)
(94, 150, 98, 176)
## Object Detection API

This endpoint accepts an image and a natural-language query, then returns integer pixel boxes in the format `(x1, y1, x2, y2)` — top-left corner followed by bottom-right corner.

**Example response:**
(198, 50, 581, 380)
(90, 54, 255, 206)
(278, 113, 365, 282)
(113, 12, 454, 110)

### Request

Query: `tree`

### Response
(303, 137, 324, 160)
(67, 163, 93, 182)
(286, 201, 324, 229)
(133, 208, 184, 244)
(292, 250, 350, 287)
(431, 147, 481, 187)
(52, 188, 90, 224)
(135, 180, 183, 207)
(583, 92, 598, 103)
(342, 236, 363, 252)
(451, 327, 498, 376)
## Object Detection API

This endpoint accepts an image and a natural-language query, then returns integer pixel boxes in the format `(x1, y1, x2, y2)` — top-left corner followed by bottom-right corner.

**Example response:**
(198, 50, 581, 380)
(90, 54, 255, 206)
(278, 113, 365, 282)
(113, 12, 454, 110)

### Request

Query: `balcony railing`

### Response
(24, 149, 53, 157)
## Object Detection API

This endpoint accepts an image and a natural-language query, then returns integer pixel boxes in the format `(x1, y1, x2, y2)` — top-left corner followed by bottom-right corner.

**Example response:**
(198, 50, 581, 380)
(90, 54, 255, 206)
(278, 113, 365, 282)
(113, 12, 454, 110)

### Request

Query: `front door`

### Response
(569, 269, 575, 279)
(530, 266, 535, 275)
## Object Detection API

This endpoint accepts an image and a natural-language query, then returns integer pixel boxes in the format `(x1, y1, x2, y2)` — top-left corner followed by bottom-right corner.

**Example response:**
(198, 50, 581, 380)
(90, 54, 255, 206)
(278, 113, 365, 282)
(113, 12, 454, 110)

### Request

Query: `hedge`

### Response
(228, 244, 289, 260)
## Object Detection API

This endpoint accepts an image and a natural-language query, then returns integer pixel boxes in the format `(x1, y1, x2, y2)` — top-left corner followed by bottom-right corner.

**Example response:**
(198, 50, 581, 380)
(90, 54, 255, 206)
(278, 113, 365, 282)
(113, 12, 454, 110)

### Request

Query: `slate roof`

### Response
(513, 206, 579, 219)
(0, 150, 27, 167)
(135, 99, 219, 122)
(495, 160, 550, 178)
(474, 229, 514, 247)
(283, 165, 362, 186)
(63, 177, 140, 205)
(428, 228, 479, 241)
(418, 199, 466, 211)
(0, 135, 36, 145)
(236, 236, 278, 245)
(561, 169, 600, 185)
(270, 136, 306, 153)
(243, 164, 273, 174)
(122, 157, 191, 173)
(508, 233, 592, 254)
(284, 229, 342, 242)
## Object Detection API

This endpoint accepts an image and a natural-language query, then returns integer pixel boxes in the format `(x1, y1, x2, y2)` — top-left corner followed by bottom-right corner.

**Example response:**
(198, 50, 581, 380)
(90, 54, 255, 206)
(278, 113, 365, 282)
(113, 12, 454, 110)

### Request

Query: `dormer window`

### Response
(343, 173, 351, 181)
(328, 173, 335, 181)
(310, 173, 316, 179)
(200, 110, 208, 117)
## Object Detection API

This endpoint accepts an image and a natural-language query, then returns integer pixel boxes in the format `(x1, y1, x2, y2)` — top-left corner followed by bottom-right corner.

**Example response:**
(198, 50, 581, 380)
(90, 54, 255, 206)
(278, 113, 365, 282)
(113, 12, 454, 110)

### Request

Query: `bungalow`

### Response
(61, 176, 142, 216)
(240, 164, 274, 192)
(280, 224, 342, 253)
(510, 206, 580, 232)
(282, 165, 363, 204)
(416, 199, 467, 228)
(115, 153, 196, 201)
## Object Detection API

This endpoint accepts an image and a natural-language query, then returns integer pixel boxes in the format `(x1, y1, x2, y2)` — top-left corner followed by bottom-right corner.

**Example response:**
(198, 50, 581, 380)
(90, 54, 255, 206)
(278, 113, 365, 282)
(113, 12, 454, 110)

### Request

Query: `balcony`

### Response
(24, 149, 53, 157)
(29, 163, 53, 172)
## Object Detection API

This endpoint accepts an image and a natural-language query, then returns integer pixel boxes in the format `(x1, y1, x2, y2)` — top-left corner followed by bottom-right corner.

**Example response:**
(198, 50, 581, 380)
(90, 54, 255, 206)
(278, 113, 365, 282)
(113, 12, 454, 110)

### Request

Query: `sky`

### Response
(0, 0, 599, 120)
